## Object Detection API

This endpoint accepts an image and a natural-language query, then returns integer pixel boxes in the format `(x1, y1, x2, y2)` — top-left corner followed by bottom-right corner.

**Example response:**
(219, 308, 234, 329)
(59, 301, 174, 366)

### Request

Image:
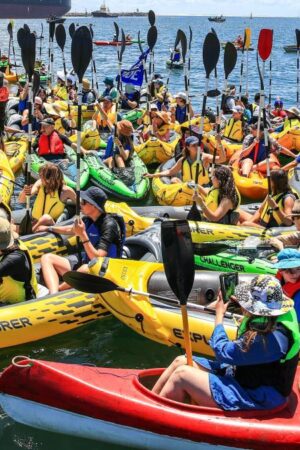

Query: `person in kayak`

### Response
(19, 163, 76, 233)
(170, 92, 194, 125)
(152, 78, 170, 111)
(82, 79, 96, 104)
(0, 217, 38, 304)
(100, 77, 118, 102)
(119, 84, 140, 110)
(142, 111, 172, 143)
(52, 71, 68, 101)
(93, 96, 116, 131)
(222, 105, 245, 143)
(271, 97, 287, 121)
(21, 96, 45, 133)
(40, 187, 125, 294)
(103, 120, 134, 169)
(0, 72, 9, 146)
(153, 275, 300, 411)
(192, 165, 240, 225)
(66, 73, 77, 102)
(272, 249, 300, 322)
(241, 169, 297, 228)
(222, 85, 236, 113)
(170, 47, 181, 63)
(144, 135, 226, 184)
(267, 200, 300, 250)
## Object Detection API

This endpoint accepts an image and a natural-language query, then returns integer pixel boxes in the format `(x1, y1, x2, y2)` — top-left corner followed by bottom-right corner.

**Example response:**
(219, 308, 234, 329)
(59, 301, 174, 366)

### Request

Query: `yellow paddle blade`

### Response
(244, 28, 251, 50)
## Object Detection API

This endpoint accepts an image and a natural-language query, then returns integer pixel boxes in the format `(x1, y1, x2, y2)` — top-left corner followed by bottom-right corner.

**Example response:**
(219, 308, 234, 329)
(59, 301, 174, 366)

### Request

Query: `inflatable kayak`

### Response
(85, 151, 150, 201)
(30, 145, 90, 190)
(166, 60, 184, 69)
(2, 359, 299, 450)
(134, 131, 181, 165)
(69, 121, 107, 150)
(204, 134, 242, 161)
(4, 138, 27, 173)
(0, 150, 15, 204)
(120, 108, 144, 126)
(289, 164, 300, 196)
(173, 116, 213, 134)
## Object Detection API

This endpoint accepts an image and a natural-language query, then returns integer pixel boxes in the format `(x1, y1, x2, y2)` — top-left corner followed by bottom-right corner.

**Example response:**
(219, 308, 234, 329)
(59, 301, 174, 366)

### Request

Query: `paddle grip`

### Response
(181, 305, 193, 366)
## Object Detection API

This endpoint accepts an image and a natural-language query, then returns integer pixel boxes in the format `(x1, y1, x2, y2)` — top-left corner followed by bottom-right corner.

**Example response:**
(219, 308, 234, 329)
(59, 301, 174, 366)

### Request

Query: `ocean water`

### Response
(0, 14, 298, 449)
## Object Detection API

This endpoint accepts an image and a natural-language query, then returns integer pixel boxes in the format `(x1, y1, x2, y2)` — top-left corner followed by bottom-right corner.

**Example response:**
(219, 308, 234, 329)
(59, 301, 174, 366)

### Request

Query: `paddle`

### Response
(48, 20, 56, 86)
(296, 29, 300, 107)
(179, 30, 191, 132)
(89, 24, 99, 96)
(257, 29, 273, 195)
(147, 25, 157, 78)
(7, 22, 12, 65)
(71, 26, 93, 220)
(63, 270, 239, 320)
(188, 26, 192, 89)
(166, 29, 181, 87)
(55, 24, 67, 79)
(39, 24, 44, 61)
(148, 10, 156, 26)
(238, 29, 248, 100)
(69, 23, 76, 39)
(161, 220, 195, 366)
(187, 32, 220, 221)
(7, 21, 18, 80)
(245, 28, 251, 96)
(19, 30, 36, 236)
(114, 27, 126, 140)
(32, 71, 40, 100)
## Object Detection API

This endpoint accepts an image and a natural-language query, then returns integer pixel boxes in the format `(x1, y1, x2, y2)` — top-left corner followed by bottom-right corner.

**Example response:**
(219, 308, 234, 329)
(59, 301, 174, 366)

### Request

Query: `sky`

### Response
(71, 0, 300, 17)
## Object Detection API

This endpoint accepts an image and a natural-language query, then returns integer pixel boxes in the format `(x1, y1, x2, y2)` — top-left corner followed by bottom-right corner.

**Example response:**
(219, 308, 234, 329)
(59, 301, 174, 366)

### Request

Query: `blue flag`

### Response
(120, 49, 150, 87)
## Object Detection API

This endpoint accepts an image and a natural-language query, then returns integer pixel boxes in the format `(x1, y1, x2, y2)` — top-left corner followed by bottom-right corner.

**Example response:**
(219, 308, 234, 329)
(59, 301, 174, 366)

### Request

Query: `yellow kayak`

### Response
(134, 131, 181, 165)
(204, 134, 243, 161)
(173, 116, 213, 134)
(152, 176, 195, 206)
(4, 138, 27, 173)
(0, 150, 15, 204)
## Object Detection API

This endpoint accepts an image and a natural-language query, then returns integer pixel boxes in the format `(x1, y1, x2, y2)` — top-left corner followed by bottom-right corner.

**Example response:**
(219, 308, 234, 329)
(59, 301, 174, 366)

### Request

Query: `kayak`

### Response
(93, 40, 133, 46)
(173, 116, 213, 134)
(166, 60, 184, 69)
(4, 70, 18, 83)
(19, 73, 50, 84)
(151, 158, 195, 206)
(0, 150, 15, 205)
(134, 131, 181, 165)
(30, 145, 90, 190)
(85, 151, 150, 201)
(276, 126, 300, 153)
(4, 138, 27, 173)
(288, 163, 300, 197)
(120, 108, 144, 126)
(69, 122, 107, 150)
(221, 42, 254, 51)
(283, 45, 299, 53)
(204, 133, 243, 161)
(1, 358, 299, 450)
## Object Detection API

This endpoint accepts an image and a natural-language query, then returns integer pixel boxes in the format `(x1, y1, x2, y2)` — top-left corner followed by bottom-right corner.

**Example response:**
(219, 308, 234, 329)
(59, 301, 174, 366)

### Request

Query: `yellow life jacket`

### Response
(205, 187, 241, 223)
(53, 85, 68, 101)
(54, 118, 65, 135)
(284, 118, 300, 131)
(182, 158, 210, 186)
(223, 118, 244, 143)
(32, 186, 65, 221)
(156, 124, 170, 139)
(260, 192, 297, 227)
(94, 107, 116, 129)
(0, 241, 38, 304)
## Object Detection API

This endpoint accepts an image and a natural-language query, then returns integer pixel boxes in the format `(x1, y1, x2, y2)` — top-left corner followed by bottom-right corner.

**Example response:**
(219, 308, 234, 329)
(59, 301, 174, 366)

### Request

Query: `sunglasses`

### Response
(280, 268, 300, 274)
(292, 215, 300, 220)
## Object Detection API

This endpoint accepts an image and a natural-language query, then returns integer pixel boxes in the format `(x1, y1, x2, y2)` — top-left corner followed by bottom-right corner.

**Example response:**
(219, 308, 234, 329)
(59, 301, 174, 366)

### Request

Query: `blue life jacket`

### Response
(248, 139, 266, 164)
(172, 52, 180, 62)
(22, 117, 40, 133)
(18, 98, 28, 114)
(175, 105, 187, 124)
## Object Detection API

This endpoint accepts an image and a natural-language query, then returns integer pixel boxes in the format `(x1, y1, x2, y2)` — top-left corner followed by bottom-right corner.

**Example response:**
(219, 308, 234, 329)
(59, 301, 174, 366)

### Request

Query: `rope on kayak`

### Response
(12, 355, 33, 368)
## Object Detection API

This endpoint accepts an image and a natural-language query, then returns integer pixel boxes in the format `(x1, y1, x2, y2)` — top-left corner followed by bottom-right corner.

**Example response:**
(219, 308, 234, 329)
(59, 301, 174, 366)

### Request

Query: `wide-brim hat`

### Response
(286, 107, 300, 118)
(235, 275, 294, 317)
(103, 77, 114, 86)
(117, 120, 134, 136)
(44, 103, 61, 117)
(153, 111, 170, 124)
(80, 187, 107, 213)
(273, 249, 300, 270)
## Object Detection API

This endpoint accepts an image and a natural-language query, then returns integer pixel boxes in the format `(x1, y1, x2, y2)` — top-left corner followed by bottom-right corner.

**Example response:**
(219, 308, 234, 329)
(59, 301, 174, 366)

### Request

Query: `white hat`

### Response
(66, 73, 76, 85)
(56, 70, 65, 82)
(175, 92, 187, 101)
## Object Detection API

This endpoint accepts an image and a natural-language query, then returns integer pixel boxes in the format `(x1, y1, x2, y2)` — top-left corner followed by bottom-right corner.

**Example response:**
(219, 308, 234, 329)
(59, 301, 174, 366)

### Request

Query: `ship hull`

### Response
(0, 2, 71, 19)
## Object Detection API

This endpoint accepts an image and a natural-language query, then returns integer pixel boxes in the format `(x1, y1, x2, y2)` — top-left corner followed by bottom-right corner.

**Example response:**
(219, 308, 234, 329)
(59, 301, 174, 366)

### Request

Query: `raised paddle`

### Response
(48, 20, 56, 87)
(187, 32, 220, 222)
(188, 26, 192, 89)
(69, 23, 76, 39)
(244, 28, 251, 97)
(296, 29, 300, 107)
(55, 24, 67, 78)
(179, 30, 191, 131)
(63, 271, 240, 320)
(238, 28, 248, 100)
(148, 10, 156, 26)
(39, 23, 44, 61)
(114, 27, 126, 140)
(89, 24, 99, 96)
(19, 30, 36, 236)
(161, 220, 195, 366)
(71, 26, 93, 220)
(147, 25, 158, 78)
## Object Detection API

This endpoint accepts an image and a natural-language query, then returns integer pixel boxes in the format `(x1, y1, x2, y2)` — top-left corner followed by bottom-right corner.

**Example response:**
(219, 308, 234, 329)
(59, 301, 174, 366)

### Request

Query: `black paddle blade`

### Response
(296, 29, 300, 49)
(179, 30, 187, 64)
(21, 32, 36, 79)
(19, 211, 33, 236)
(69, 23, 75, 39)
(161, 220, 195, 304)
(24, 24, 30, 33)
(33, 72, 40, 98)
(147, 25, 157, 51)
(63, 271, 118, 294)
(207, 88, 221, 97)
(186, 203, 202, 221)
(224, 42, 237, 79)
(120, 29, 126, 62)
(174, 29, 181, 50)
(17, 27, 28, 49)
(114, 22, 119, 42)
(71, 26, 93, 83)
(49, 21, 56, 40)
(203, 32, 220, 78)
(89, 24, 94, 39)
(148, 10, 156, 26)
(7, 22, 13, 38)
(55, 24, 66, 51)
(188, 26, 193, 50)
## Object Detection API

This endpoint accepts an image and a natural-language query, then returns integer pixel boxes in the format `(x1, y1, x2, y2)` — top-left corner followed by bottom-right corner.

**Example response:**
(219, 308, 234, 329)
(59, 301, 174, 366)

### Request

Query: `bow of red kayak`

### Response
(0, 358, 300, 450)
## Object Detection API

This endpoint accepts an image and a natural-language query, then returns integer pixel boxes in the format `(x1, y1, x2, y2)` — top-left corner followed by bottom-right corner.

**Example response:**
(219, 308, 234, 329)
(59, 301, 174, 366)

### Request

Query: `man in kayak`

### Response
(82, 79, 96, 104)
(119, 84, 140, 110)
(21, 96, 45, 133)
(170, 47, 181, 63)
(40, 187, 125, 294)
(0, 72, 9, 149)
(100, 77, 118, 103)
(153, 275, 300, 411)
(271, 97, 287, 121)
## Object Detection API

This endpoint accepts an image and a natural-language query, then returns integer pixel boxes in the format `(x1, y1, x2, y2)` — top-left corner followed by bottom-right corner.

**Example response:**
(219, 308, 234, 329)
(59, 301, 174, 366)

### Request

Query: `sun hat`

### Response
(40, 117, 55, 126)
(82, 78, 90, 90)
(185, 136, 199, 146)
(286, 107, 300, 118)
(103, 77, 114, 86)
(66, 73, 76, 85)
(231, 105, 244, 114)
(117, 119, 134, 136)
(154, 78, 164, 86)
(80, 187, 107, 213)
(272, 249, 300, 270)
(153, 111, 170, 124)
(0, 218, 14, 250)
(34, 96, 43, 105)
(43, 103, 61, 117)
(175, 92, 187, 101)
(56, 70, 65, 82)
(234, 274, 294, 317)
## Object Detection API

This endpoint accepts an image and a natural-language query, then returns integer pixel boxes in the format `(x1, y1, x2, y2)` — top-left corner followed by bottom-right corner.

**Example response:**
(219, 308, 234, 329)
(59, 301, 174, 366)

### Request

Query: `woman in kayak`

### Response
(273, 249, 300, 322)
(268, 199, 300, 250)
(19, 163, 76, 233)
(153, 275, 300, 411)
(192, 165, 240, 225)
(103, 120, 134, 169)
(240, 169, 297, 228)
(142, 111, 172, 142)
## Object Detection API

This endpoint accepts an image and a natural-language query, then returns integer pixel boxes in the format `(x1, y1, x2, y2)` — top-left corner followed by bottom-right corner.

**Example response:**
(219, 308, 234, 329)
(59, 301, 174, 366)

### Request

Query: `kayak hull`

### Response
(1, 359, 299, 450)
(93, 40, 133, 46)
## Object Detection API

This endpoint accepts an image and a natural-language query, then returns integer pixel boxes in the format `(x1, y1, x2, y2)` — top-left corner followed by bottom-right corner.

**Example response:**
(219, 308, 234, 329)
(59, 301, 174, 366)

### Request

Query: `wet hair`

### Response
(214, 165, 239, 209)
(241, 316, 277, 352)
(270, 169, 291, 195)
(38, 163, 64, 194)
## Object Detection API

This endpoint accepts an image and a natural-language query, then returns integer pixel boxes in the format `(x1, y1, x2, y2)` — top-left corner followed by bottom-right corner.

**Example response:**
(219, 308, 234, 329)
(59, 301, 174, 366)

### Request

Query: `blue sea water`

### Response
(0, 14, 298, 450)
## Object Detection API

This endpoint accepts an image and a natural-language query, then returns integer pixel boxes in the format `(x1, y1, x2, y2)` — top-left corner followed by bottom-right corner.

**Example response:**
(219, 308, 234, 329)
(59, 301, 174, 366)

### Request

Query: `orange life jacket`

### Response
(0, 87, 9, 102)
(38, 131, 65, 156)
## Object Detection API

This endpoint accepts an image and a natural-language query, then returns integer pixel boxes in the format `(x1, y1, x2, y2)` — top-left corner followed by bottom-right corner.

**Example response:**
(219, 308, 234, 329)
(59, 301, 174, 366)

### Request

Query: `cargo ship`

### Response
(92, 2, 118, 18)
(0, 0, 71, 19)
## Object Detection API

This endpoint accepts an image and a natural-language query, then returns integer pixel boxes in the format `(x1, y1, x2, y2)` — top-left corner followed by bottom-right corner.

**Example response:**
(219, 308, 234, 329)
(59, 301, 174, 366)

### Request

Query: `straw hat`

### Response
(154, 111, 170, 124)
(117, 120, 134, 136)
(286, 107, 300, 119)
(44, 103, 66, 118)
(0, 218, 14, 250)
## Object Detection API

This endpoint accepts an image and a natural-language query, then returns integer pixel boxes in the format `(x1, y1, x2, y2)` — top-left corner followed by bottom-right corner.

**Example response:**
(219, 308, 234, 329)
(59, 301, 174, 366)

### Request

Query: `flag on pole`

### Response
(120, 49, 150, 86)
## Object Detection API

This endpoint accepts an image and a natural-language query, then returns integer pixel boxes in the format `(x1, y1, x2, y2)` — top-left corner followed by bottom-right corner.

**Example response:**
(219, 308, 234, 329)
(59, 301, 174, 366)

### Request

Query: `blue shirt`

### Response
(194, 323, 288, 410)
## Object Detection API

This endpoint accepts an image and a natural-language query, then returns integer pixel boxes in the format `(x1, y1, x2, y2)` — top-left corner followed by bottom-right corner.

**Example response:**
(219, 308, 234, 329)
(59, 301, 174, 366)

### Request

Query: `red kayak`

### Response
(93, 40, 133, 46)
(0, 357, 300, 449)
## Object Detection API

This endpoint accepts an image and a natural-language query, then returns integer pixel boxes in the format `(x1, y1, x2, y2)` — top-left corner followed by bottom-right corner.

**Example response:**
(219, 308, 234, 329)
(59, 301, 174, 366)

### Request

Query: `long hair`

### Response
(214, 165, 239, 208)
(241, 315, 277, 352)
(38, 163, 64, 194)
(271, 169, 291, 195)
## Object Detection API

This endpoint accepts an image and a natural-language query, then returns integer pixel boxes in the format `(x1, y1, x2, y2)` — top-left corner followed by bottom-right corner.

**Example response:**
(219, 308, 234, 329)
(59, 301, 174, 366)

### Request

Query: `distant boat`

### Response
(250, 12, 253, 19)
(208, 15, 226, 23)
(92, 2, 118, 18)
(283, 45, 299, 53)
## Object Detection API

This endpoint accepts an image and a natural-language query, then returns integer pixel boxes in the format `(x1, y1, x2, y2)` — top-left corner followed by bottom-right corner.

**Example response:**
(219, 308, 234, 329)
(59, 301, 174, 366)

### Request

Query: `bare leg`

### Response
(114, 154, 125, 168)
(58, 264, 89, 291)
(170, 177, 181, 184)
(240, 158, 253, 177)
(41, 253, 71, 294)
(103, 156, 114, 169)
(33, 214, 55, 233)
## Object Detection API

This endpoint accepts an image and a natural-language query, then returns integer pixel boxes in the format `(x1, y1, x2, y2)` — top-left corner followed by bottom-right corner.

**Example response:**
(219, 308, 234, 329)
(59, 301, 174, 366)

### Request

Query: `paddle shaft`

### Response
(195, 76, 209, 187)
(238, 47, 245, 100)
(246, 48, 249, 97)
(181, 305, 193, 365)
(268, 58, 272, 106)
(76, 83, 82, 218)
(297, 48, 300, 107)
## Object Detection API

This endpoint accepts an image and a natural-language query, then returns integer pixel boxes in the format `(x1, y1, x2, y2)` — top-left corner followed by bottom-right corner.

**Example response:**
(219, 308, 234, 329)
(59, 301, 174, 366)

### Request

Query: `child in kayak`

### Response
(268, 199, 300, 250)
(153, 275, 300, 411)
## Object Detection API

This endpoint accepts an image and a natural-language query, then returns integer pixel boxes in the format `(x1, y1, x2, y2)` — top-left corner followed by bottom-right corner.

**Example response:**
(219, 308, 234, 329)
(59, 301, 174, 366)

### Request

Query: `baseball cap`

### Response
(186, 136, 199, 146)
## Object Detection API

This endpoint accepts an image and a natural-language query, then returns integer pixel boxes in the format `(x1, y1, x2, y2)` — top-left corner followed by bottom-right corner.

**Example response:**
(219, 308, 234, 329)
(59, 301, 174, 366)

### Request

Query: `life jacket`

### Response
(223, 118, 244, 143)
(260, 192, 297, 228)
(32, 186, 65, 221)
(82, 214, 126, 263)
(53, 85, 68, 101)
(248, 138, 267, 164)
(95, 106, 116, 129)
(276, 272, 300, 302)
(0, 86, 9, 103)
(171, 51, 181, 62)
(0, 240, 38, 304)
(82, 90, 96, 104)
(38, 131, 65, 157)
(221, 95, 235, 114)
(235, 310, 300, 397)
(205, 187, 240, 224)
(284, 117, 300, 131)
(182, 158, 210, 186)
(175, 105, 188, 124)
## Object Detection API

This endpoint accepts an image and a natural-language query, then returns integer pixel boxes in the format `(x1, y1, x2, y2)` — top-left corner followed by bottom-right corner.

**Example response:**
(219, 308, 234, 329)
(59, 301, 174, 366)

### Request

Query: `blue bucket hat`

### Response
(185, 136, 199, 146)
(273, 249, 300, 269)
(80, 187, 107, 213)
(103, 77, 114, 86)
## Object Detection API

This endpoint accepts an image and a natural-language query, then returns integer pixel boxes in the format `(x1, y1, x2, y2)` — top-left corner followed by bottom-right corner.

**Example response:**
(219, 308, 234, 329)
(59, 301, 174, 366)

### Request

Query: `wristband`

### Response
(81, 239, 90, 244)
(48, 226, 54, 233)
